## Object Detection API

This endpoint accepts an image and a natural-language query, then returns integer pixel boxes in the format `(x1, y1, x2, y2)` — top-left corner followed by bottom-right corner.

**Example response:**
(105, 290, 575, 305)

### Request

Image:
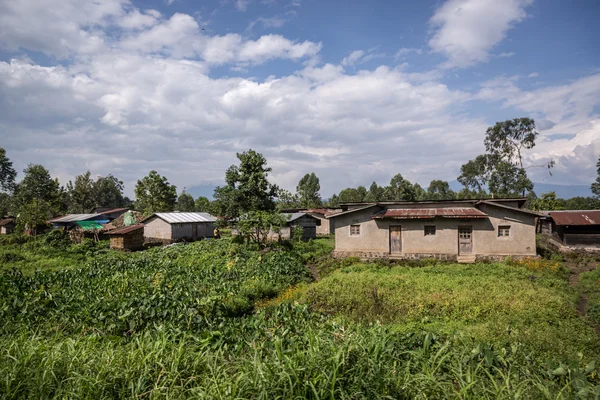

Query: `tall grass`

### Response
(304, 261, 600, 359)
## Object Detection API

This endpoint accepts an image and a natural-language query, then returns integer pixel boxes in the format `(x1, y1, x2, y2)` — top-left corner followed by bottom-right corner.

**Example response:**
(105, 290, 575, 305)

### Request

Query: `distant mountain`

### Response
(186, 184, 218, 199)
(448, 181, 593, 199)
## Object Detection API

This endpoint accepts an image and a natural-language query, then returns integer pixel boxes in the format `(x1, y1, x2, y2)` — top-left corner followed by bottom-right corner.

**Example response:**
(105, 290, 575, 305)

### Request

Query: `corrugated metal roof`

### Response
(152, 212, 217, 224)
(550, 210, 600, 226)
(282, 212, 308, 222)
(98, 208, 129, 214)
(50, 214, 103, 223)
(477, 200, 542, 216)
(373, 208, 488, 219)
(106, 224, 144, 235)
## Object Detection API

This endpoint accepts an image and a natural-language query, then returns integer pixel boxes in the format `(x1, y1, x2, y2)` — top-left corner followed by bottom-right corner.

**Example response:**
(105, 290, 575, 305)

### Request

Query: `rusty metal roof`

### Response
(106, 224, 144, 235)
(549, 210, 600, 226)
(373, 208, 488, 219)
(0, 218, 15, 226)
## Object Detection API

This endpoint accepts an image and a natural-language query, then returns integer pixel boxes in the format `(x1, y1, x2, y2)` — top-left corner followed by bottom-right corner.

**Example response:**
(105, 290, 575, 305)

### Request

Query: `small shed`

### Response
(278, 213, 318, 240)
(143, 212, 217, 244)
(547, 210, 600, 247)
(0, 217, 16, 234)
(106, 224, 145, 250)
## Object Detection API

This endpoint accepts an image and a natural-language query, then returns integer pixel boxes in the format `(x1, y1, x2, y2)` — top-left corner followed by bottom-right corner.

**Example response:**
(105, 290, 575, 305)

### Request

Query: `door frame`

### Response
(389, 225, 402, 254)
(457, 225, 473, 255)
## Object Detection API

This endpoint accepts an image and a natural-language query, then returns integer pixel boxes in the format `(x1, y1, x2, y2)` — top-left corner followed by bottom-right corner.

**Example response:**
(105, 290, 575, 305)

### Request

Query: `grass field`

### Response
(0, 234, 599, 398)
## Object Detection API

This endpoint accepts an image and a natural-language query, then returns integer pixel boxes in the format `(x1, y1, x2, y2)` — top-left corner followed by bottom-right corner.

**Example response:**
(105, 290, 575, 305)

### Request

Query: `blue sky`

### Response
(0, 0, 599, 197)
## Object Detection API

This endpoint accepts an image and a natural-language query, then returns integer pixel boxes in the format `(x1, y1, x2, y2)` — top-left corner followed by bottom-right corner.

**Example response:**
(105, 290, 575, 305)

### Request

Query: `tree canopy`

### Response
(458, 118, 545, 197)
(296, 173, 322, 208)
(93, 175, 126, 209)
(592, 156, 600, 199)
(176, 191, 196, 212)
(213, 150, 278, 219)
(134, 171, 177, 214)
(67, 171, 95, 213)
(0, 147, 17, 193)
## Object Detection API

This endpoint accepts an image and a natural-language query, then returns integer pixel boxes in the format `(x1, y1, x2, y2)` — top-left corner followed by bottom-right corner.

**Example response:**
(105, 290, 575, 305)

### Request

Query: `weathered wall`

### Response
(144, 217, 172, 240)
(333, 204, 536, 257)
(172, 222, 215, 240)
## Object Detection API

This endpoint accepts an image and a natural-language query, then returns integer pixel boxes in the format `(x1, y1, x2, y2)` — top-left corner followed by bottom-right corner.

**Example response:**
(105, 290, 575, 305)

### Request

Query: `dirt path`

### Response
(568, 261, 600, 335)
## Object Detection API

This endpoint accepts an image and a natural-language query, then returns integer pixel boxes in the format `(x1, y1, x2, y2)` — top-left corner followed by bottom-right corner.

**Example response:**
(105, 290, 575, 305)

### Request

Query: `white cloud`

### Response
(247, 16, 287, 31)
(341, 50, 364, 66)
(528, 72, 539, 78)
(429, 0, 533, 68)
(497, 52, 515, 58)
(394, 47, 423, 60)
(235, 0, 251, 11)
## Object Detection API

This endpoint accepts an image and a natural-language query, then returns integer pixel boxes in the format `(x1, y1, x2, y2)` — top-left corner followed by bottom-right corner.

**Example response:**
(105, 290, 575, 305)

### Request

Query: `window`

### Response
(424, 225, 436, 236)
(350, 224, 360, 235)
(498, 226, 510, 237)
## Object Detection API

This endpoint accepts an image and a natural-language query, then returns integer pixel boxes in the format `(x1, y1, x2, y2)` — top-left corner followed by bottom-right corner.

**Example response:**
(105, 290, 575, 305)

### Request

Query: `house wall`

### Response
(171, 222, 214, 240)
(144, 217, 172, 240)
(313, 215, 334, 235)
(333, 204, 536, 258)
(0, 225, 14, 234)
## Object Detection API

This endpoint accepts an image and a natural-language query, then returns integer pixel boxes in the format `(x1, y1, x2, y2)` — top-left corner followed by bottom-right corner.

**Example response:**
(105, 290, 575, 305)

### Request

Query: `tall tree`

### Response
(384, 174, 416, 201)
(176, 191, 196, 212)
(413, 183, 427, 201)
(93, 174, 125, 209)
(0, 147, 17, 193)
(276, 188, 301, 210)
(364, 181, 385, 202)
(194, 196, 211, 212)
(592, 156, 600, 199)
(134, 171, 177, 214)
(529, 192, 564, 211)
(458, 118, 547, 197)
(66, 171, 95, 213)
(426, 180, 456, 200)
(326, 193, 340, 208)
(296, 172, 322, 208)
(213, 150, 278, 219)
(338, 187, 365, 203)
(14, 164, 62, 231)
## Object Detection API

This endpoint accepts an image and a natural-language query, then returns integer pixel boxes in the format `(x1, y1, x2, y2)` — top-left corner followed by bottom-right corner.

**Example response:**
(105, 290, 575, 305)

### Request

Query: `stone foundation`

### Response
(332, 251, 538, 262)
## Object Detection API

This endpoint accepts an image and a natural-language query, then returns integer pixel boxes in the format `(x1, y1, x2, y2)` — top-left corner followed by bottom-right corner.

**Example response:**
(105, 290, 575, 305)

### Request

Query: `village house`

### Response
(0, 217, 15, 234)
(280, 208, 341, 235)
(106, 224, 145, 251)
(326, 199, 540, 262)
(143, 212, 216, 243)
(274, 213, 319, 241)
(538, 210, 600, 248)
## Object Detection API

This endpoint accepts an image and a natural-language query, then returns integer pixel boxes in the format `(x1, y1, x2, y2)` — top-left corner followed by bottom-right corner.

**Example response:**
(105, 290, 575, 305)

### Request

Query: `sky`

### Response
(1, 0, 599, 198)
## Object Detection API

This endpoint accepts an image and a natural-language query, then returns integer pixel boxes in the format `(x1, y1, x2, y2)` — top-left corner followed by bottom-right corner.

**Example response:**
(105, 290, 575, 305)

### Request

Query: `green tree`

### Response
(564, 196, 600, 210)
(276, 188, 301, 210)
(176, 191, 195, 212)
(529, 192, 565, 211)
(13, 164, 62, 231)
(0, 147, 17, 193)
(213, 150, 278, 220)
(93, 175, 126, 209)
(296, 172, 322, 208)
(426, 180, 456, 200)
(66, 171, 95, 213)
(413, 183, 427, 201)
(0, 193, 10, 216)
(364, 182, 385, 202)
(458, 118, 547, 197)
(384, 174, 416, 201)
(592, 156, 600, 198)
(194, 196, 211, 212)
(326, 193, 340, 208)
(338, 188, 365, 203)
(134, 171, 177, 214)
(236, 211, 288, 247)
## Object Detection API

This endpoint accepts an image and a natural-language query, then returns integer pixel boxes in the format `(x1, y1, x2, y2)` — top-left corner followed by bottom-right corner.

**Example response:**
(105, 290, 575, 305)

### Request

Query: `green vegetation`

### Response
(0, 236, 599, 398)
(580, 266, 600, 325)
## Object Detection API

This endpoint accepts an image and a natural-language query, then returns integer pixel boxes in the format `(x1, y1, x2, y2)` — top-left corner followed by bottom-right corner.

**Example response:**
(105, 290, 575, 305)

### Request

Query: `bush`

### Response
(43, 230, 70, 249)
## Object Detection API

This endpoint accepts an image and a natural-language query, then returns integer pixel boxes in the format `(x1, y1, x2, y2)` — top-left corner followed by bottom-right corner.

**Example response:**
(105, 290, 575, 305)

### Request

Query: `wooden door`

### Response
(389, 226, 402, 254)
(458, 226, 472, 254)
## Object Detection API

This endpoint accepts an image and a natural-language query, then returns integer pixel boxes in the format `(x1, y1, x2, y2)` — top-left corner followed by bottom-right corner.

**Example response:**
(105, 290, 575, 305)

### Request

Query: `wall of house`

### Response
(171, 222, 215, 240)
(314, 216, 334, 235)
(333, 204, 536, 257)
(144, 217, 172, 240)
